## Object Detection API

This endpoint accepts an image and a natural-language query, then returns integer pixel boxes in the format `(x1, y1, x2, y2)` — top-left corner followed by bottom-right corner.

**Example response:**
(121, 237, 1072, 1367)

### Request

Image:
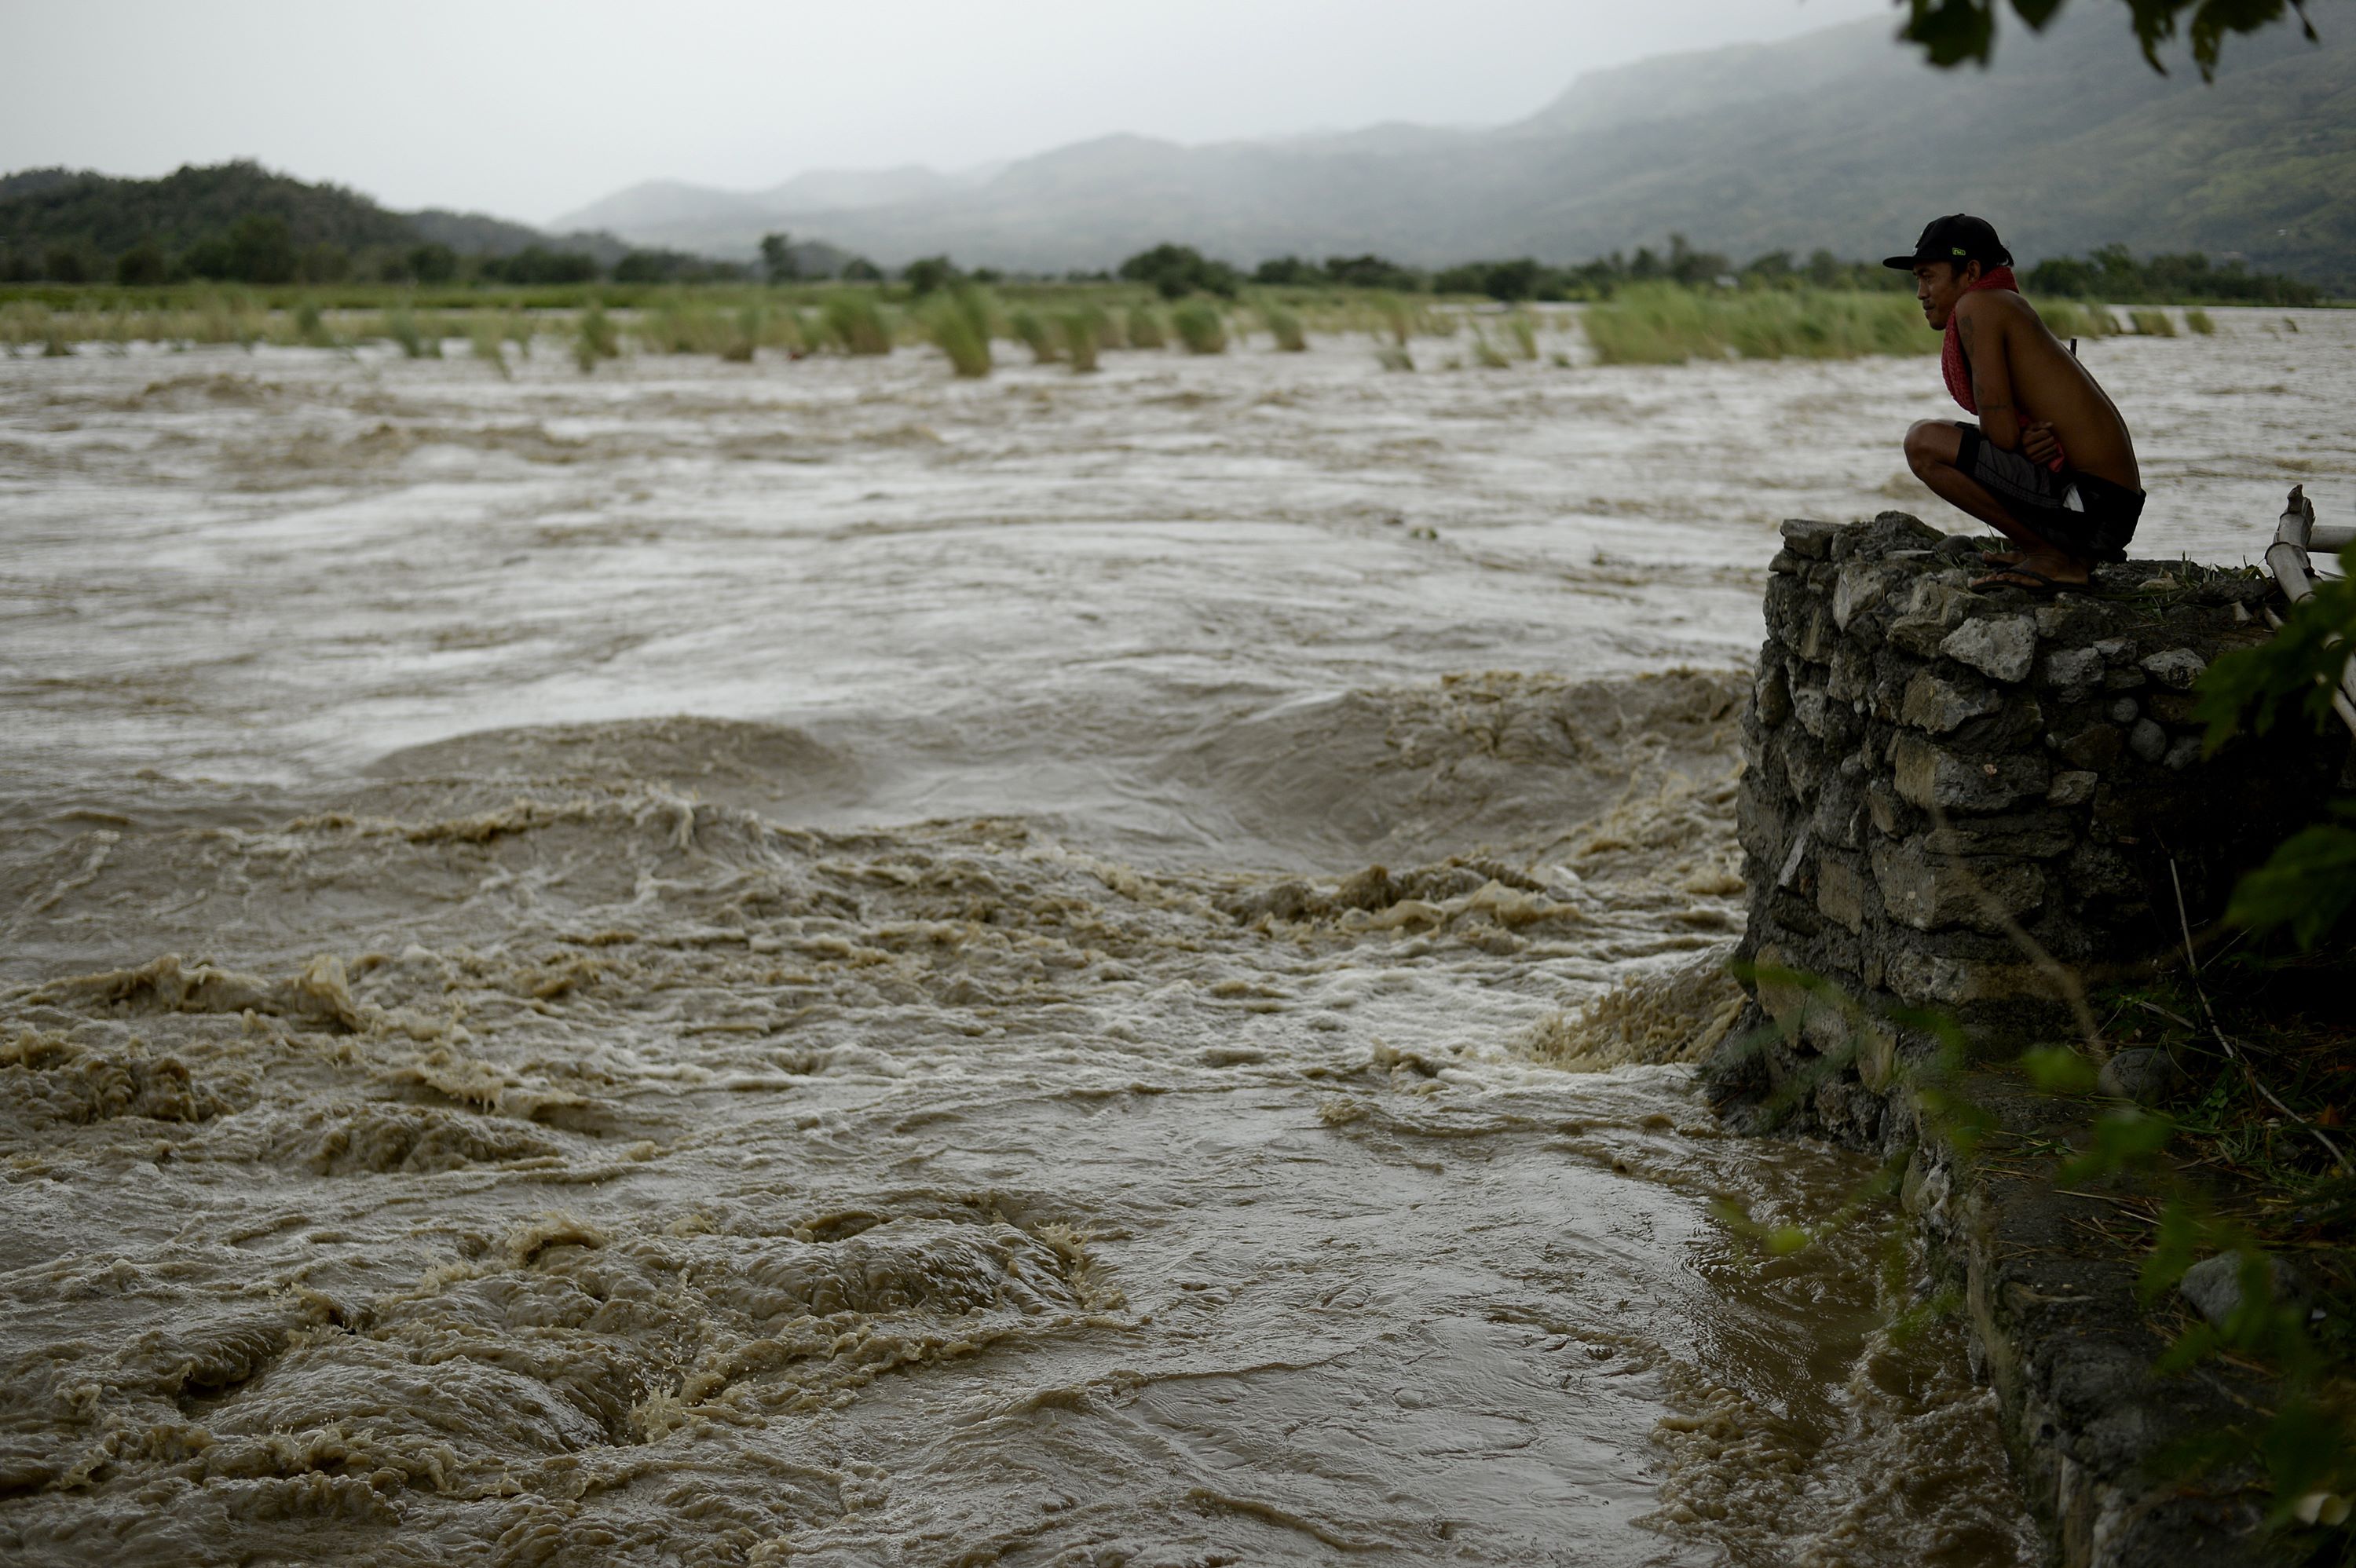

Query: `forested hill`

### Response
(554, 5, 2354, 289)
(0, 161, 642, 283)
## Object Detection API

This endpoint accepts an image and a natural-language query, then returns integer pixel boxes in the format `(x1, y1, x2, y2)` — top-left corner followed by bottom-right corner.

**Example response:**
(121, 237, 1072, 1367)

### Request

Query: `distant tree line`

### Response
(2023, 243, 2320, 305)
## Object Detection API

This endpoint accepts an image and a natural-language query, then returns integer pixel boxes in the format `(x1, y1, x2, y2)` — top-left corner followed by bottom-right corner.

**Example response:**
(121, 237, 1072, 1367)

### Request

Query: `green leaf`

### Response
(2021, 1045, 2101, 1095)
(2061, 1108, 2174, 1182)
(2225, 813, 2356, 948)
(1901, 0, 2315, 79)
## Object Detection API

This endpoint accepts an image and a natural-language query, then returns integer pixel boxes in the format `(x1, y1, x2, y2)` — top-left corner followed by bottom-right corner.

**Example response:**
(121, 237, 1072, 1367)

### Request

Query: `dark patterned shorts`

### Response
(1955, 422, 2142, 562)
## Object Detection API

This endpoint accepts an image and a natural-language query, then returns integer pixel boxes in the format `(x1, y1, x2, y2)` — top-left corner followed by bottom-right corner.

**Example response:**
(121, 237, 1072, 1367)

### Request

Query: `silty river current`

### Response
(3, 307, 2350, 1565)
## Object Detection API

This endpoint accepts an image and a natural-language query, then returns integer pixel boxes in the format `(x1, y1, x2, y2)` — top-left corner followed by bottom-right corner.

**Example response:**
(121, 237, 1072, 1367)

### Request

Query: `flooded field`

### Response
(2, 308, 2348, 1565)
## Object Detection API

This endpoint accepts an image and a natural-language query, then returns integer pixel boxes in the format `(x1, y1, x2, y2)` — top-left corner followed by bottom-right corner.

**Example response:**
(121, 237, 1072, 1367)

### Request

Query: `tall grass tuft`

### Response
(383, 305, 439, 359)
(1375, 344, 1414, 372)
(821, 294, 893, 356)
(925, 288, 994, 378)
(1262, 304, 1306, 352)
(1058, 306, 1105, 371)
(2184, 308, 2216, 335)
(2129, 308, 2176, 338)
(1582, 284, 1930, 365)
(469, 316, 511, 378)
(2037, 300, 2123, 340)
(1126, 303, 1167, 349)
(1504, 311, 1538, 361)
(1172, 301, 1227, 355)
(1010, 307, 1059, 364)
(575, 302, 620, 372)
(294, 299, 336, 348)
(1470, 328, 1513, 369)
(721, 302, 763, 362)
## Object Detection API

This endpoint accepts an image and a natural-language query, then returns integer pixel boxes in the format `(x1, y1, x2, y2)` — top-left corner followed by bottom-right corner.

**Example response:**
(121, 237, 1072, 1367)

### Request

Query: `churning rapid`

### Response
(3, 311, 2343, 1564)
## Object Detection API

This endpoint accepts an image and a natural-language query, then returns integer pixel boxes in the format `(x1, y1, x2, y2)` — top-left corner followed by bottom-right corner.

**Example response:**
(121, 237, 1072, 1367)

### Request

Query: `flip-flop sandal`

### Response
(1970, 565, 2078, 596)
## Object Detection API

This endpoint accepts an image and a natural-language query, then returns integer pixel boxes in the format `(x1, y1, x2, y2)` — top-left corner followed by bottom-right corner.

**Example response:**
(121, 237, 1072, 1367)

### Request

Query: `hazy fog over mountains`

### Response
(554, 8, 2354, 284)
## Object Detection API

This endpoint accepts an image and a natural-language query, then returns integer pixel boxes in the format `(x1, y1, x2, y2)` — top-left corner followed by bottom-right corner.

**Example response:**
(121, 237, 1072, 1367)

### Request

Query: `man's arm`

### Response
(1959, 297, 2023, 451)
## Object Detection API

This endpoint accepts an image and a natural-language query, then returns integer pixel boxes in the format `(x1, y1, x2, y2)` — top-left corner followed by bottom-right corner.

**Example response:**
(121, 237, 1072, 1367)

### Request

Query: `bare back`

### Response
(1955, 291, 2139, 490)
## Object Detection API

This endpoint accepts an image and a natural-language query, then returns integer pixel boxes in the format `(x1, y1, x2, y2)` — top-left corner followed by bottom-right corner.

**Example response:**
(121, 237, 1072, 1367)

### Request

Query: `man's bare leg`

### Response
(1903, 420, 2090, 587)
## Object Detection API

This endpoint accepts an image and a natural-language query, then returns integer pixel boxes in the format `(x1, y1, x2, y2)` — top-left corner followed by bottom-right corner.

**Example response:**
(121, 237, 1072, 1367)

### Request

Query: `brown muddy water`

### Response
(2, 310, 2347, 1565)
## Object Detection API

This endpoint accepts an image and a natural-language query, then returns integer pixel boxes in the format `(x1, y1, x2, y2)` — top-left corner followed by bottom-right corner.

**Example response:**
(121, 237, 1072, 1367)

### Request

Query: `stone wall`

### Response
(1710, 511, 2347, 1145)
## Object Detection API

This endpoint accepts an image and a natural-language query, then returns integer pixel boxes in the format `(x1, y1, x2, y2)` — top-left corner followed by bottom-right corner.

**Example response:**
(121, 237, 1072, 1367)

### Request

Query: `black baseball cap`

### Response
(1883, 214, 2012, 271)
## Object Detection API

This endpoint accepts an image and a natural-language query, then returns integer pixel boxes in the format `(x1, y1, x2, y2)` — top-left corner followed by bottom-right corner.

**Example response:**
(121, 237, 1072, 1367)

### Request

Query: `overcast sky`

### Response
(5, 0, 1893, 225)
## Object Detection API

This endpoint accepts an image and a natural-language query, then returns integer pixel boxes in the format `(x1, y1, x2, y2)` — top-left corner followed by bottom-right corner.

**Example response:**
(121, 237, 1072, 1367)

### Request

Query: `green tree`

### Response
(1117, 243, 1239, 300)
(114, 238, 167, 287)
(406, 242, 457, 284)
(902, 254, 960, 295)
(225, 214, 297, 283)
(840, 257, 884, 282)
(1901, 0, 2318, 78)
(759, 232, 799, 284)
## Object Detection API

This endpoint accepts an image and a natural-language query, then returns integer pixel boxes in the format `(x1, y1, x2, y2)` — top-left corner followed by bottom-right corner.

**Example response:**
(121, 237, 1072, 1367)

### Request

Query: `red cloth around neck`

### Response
(1941, 265, 2018, 412)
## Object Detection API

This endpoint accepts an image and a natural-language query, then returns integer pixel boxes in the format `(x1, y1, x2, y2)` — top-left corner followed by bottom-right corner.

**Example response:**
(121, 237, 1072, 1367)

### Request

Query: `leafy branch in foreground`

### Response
(2195, 537, 2356, 950)
(1899, 0, 2318, 79)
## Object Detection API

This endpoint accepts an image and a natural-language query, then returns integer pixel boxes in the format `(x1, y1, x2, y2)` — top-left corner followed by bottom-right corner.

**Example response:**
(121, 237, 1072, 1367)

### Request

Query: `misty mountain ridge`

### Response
(557, 8, 2353, 287)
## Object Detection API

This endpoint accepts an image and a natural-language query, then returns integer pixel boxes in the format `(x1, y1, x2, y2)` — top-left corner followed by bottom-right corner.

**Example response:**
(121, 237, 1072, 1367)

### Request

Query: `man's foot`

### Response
(1970, 563, 2087, 596)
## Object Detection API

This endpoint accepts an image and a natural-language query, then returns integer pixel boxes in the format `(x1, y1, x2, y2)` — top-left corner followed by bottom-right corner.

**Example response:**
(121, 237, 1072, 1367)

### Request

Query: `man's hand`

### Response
(2021, 419, 2062, 466)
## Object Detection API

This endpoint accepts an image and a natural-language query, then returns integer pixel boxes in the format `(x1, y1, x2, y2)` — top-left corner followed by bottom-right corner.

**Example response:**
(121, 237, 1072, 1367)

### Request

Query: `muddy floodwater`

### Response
(2, 309, 2348, 1566)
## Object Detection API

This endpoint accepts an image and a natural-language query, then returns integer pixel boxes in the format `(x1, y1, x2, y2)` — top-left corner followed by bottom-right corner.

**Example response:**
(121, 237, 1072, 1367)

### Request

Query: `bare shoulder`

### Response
(1955, 290, 2034, 334)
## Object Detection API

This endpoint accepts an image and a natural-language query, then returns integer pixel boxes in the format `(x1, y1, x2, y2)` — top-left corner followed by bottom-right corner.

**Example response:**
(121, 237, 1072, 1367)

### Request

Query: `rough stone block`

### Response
(1901, 669, 2000, 734)
(2042, 645, 2104, 702)
(1940, 614, 2039, 684)
(2128, 718, 2168, 763)
(1812, 765, 1868, 850)
(1871, 840, 2045, 932)
(1816, 853, 1868, 935)
(1754, 660, 1791, 729)
(2145, 691, 2200, 726)
(2056, 724, 2123, 770)
(1920, 809, 2080, 858)
(2141, 649, 2207, 691)
(1827, 643, 1871, 704)
(1780, 518, 1836, 560)
(2047, 770, 2098, 806)
(1768, 549, 1802, 576)
(1892, 733, 2051, 813)
(1833, 562, 1904, 631)
(1866, 779, 1912, 839)
(1883, 948, 2052, 1009)
(2107, 696, 2140, 725)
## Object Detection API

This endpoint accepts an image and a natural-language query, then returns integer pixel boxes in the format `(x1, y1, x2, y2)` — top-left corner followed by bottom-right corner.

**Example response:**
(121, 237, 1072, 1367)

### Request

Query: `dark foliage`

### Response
(479, 247, 602, 285)
(1117, 243, 1240, 299)
(1901, 0, 2317, 79)
(2025, 243, 2320, 304)
(902, 254, 960, 295)
(840, 257, 884, 282)
(759, 232, 799, 284)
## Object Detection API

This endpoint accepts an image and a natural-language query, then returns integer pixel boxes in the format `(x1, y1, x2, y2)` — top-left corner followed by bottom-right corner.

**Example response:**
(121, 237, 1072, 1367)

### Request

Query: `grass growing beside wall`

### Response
(1582, 284, 1931, 365)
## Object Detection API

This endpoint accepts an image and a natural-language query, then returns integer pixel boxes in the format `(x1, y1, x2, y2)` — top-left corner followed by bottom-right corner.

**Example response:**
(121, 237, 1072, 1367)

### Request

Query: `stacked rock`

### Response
(1716, 512, 2343, 1144)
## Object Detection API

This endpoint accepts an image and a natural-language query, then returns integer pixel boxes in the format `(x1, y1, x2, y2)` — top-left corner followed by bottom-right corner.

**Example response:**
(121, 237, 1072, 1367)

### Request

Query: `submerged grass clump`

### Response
(1057, 306, 1104, 372)
(1262, 304, 1306, 352)
(574, 302, 620, 372)
(1582, 284, 1930, 365)
(2037, 299, 2124, 340)
(382, 305, 441, 359)
(1125, 304, 1166, 349)
(821, 294, 893, 356)
(1009, 307, 1058, 364)
(2185, 308, 2216, 335)
(925, 288, 994, 378)
(1172, 301, 1227, 355)
(2130, 308, 2177, 338)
